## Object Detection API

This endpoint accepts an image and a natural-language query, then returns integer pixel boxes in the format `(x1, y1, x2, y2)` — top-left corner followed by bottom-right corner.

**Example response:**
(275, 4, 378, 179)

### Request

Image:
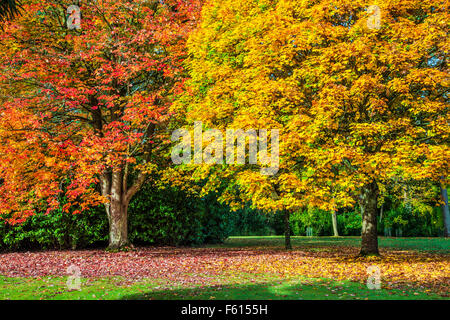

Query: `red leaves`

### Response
(0, 0, 202, 222)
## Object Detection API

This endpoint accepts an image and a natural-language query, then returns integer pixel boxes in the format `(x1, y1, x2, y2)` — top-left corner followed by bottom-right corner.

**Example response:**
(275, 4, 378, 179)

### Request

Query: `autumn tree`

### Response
(0, 0, 21, 22)
(181, 0, 448, 255)
(439, 181, 449, 237)
(0, 0, 201, 249)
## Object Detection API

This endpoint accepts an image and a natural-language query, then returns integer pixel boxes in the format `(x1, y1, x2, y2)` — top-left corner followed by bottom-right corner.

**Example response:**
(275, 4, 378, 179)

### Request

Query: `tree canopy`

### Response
(0, 0, 201, 248)
(179, 0, 449, 254)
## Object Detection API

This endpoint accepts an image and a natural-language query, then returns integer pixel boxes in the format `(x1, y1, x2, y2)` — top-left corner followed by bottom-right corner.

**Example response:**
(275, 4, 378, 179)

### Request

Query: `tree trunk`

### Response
(331, 211, 339, 237)
(100, 169, 143, 250)
(106, 170, 130, 249)
(359, 181, 380, 256)
(440, 183, 450, 237)
(107, 199, 130, 249)
(284, 210, 292, 250)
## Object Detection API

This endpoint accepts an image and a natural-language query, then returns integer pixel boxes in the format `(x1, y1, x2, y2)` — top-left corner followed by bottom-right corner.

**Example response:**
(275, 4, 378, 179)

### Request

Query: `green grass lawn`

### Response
(0, 236, 448, 300)
(0, 274, 445, 300)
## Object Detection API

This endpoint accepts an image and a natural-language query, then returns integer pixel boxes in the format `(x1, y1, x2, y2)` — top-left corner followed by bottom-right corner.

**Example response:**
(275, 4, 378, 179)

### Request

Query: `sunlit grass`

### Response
(0, 274, 445, 300)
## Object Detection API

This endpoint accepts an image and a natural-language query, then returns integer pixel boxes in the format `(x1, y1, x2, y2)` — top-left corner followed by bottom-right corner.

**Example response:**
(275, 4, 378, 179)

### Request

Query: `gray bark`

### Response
(359, 181, 380, 256)
(284, 210, 292, 250)
(332, 211, 339, 237)
(440, 183, 450, 237)
(100, 169, 146, 249)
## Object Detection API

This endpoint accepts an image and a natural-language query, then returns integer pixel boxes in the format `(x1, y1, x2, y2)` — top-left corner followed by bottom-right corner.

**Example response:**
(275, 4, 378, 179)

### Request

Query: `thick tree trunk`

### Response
(359, 181, 380, 256)
(100, 169, 143, 250)
(440, 183, 450, 238)
(107, 200, 130, 249)
(284, 210, 292, 250)
(331, 211, 339, 237)
(107, 171, 130, 249)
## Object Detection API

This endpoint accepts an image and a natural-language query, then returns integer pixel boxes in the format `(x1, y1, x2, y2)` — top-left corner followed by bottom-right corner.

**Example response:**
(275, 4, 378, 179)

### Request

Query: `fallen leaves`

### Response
(0, 246, 448, 296)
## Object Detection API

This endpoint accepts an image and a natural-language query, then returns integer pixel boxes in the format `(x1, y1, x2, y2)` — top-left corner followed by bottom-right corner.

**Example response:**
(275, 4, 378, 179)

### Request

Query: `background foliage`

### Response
(0, 184, 443, 251)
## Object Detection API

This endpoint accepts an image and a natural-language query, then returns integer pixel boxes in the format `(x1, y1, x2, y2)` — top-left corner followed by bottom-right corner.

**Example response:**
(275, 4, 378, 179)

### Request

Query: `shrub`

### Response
(0, 184, 234, 251)
(228, 207, 275, 236)
(0, 206, 108, 251)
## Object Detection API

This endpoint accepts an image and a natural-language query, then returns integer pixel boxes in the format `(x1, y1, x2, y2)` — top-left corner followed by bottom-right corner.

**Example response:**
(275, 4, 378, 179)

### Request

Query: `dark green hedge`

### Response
(0, 206, 108, 251)
(0, 184, 444, 251)
(128, 185, 233, 246)
(0, 185, 234, 251)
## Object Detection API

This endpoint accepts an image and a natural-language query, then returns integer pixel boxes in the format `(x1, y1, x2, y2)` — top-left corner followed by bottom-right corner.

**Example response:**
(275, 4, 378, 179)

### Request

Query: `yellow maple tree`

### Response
(178, 0, 449, 255)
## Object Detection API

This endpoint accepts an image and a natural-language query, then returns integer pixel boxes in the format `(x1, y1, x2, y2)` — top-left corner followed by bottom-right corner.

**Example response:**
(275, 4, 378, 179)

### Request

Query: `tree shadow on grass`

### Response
(120, 279, 443, 301)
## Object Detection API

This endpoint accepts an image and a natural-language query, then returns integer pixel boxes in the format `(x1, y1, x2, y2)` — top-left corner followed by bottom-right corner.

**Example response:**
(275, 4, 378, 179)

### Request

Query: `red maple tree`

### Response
(0, 0, 201, 249)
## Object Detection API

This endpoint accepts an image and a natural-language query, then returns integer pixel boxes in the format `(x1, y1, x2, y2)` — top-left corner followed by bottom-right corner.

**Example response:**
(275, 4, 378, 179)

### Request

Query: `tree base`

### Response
(358, 251, 381, 258)
(106, 243, 135, 252)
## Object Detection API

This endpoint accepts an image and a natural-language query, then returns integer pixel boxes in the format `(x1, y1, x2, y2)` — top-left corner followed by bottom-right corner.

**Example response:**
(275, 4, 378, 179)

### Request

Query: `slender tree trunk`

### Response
(403, 187, 411, 213)
(284, 210, 292, 250)
(359, 181, 380, 256)
(331, 211, 339, 237)
(440, 183, 450, 237)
